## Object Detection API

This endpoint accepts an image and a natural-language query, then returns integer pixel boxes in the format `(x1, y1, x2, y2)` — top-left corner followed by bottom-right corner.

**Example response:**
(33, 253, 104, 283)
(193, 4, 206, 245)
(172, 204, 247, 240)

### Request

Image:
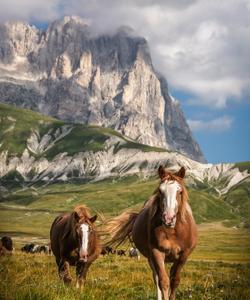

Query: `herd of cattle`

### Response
(0, 236, 140, 259)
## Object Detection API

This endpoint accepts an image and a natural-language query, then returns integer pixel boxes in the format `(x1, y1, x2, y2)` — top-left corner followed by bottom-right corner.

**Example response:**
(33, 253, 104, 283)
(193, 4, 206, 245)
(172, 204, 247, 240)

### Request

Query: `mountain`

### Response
(0, 16, 205, 162)
(0, 103, 248, 196)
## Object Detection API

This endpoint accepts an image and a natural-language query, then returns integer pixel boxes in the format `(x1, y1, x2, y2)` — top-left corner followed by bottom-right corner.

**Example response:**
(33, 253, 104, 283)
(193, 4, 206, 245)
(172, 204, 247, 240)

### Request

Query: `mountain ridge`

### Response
(0, 103, 248, 197)
(0, 16, 205, 162)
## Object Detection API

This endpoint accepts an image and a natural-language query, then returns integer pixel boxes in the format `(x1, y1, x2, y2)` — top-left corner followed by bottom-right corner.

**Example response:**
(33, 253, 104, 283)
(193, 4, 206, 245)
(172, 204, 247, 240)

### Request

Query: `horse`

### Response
(0, 236, 13, 256)
(50, 205, 101, 289)
(106, 166, 197, 300)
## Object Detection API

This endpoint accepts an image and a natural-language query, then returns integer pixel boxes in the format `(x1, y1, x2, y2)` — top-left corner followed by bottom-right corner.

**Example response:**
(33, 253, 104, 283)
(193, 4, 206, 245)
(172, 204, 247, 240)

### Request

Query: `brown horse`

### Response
(50, 205, 101, 289)
(106, 166, 197, 300)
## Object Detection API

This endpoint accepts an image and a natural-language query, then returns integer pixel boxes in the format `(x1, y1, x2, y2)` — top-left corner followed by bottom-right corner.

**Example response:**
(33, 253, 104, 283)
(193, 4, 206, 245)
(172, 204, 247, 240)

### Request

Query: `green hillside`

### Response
(0, 176, 244, 242)
(223, 176, 250, 222)
(0, 103, 249, 239)
(0, 103, 167, 160)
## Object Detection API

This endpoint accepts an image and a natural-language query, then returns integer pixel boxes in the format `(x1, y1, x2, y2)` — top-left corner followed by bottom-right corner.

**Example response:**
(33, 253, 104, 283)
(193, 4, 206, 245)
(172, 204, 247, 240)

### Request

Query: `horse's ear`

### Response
(74, 211, 80, 222)
(175, 167, 185, 179)
(158, 165, 166, 179)
(90, 215, 97, 223)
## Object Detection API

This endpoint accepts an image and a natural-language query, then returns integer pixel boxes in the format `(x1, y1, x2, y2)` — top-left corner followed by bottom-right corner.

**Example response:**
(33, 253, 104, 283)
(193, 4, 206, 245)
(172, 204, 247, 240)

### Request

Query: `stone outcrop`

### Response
(0, 16, 205, 162)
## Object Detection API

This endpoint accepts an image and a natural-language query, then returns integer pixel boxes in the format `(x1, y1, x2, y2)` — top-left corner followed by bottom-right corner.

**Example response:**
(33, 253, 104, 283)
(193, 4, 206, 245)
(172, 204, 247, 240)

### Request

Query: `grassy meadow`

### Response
(0, 177, 250, 299)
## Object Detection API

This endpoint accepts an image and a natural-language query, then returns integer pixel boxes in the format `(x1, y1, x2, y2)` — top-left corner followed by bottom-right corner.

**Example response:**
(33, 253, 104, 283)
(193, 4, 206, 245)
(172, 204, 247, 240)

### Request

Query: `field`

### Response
(0, 178, 250, 299)
(0, 225, 250, 300)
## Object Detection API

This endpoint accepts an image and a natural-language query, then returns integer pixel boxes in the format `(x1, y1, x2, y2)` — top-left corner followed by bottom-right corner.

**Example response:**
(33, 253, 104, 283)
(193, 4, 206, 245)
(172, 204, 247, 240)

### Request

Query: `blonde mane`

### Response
(74, 205, 91, 219)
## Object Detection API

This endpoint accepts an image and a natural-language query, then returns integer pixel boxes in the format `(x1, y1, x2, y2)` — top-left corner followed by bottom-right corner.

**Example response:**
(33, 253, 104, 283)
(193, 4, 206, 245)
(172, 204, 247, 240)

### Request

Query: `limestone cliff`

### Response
(0, 16, 205, 162)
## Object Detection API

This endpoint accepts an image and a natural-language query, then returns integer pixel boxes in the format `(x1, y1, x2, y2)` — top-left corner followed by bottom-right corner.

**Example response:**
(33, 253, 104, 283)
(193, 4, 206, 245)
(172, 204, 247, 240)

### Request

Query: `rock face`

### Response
(0, 16, 205, 162)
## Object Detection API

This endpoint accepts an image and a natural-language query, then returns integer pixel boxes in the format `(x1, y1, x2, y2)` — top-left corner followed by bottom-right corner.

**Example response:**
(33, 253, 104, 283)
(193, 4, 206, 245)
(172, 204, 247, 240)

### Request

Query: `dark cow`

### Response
(0, 236, 13, 256)
(117, 249, 126, 256)
(101, 246, 114, 255)
(21, 243, 35, 253)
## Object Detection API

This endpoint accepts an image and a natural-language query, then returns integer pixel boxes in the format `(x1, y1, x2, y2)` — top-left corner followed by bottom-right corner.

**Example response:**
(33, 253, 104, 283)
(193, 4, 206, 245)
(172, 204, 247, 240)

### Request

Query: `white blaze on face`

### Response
(80, 223, 89, 253)
(159, 180, 182, 225)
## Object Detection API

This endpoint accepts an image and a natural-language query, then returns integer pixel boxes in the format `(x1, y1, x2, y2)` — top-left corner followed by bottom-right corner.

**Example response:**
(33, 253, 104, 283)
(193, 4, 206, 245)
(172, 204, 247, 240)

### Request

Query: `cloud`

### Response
(0, 0, 249, 108)
(0, 0, 61, 22)
(187, 116, 233, 132)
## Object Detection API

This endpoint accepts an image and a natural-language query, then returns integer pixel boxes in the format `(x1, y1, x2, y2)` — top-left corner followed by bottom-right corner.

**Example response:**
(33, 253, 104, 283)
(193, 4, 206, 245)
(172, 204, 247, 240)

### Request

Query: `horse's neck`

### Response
(176, 202, 195, 226)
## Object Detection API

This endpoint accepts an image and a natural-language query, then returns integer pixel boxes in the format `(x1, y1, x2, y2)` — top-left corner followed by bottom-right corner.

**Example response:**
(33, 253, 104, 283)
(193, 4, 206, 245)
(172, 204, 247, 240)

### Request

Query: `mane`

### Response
(62, 205, 91, 240)
(74, 205, 91, 219)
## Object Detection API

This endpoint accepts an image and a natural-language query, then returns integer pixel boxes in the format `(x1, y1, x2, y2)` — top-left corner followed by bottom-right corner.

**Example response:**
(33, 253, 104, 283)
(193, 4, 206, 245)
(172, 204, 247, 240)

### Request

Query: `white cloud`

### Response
(187, 116, 233, 132)
(0, 0, 61, 22)
(0, 0, 249, 108)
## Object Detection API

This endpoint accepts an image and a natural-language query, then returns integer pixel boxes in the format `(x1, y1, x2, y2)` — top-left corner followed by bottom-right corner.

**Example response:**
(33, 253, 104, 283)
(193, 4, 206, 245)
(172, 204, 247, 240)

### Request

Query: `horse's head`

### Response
(73, 206, 98, 263)
(157, 166, 186, 227)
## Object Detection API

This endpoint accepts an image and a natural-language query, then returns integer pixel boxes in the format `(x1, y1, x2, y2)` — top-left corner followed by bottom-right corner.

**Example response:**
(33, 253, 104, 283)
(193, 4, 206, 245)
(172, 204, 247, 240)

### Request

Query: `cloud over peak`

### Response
(187, 116, 233, 133)
(0, 0, 249, 108)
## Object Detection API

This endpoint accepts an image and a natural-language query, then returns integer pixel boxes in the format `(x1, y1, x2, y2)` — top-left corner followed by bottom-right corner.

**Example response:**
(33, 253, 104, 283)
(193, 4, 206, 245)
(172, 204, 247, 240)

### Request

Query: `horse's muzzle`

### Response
(162, 211, 176, 227)
(79, 256, 88, 262)
(79, 249, 88, 262)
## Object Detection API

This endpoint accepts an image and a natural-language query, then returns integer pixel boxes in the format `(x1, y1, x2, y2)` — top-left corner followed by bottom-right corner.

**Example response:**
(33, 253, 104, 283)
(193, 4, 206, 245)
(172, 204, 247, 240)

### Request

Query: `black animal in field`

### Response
(101, 246, 114, 255)
(0, 236, 14, 256)
(21, 243, 51, 254)
(117, 249, 126, 256)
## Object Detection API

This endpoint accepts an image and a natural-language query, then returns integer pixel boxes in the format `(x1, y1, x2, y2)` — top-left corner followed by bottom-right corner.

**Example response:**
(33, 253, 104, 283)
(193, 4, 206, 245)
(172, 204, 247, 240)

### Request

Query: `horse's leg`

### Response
(148, 258, 162, 300)
(151, 248, 169, 300)
(76, 262, 90, 289)
(76, 262, 85, 289)
(169, 257, 187, 300)
(59, 259, 72, 283)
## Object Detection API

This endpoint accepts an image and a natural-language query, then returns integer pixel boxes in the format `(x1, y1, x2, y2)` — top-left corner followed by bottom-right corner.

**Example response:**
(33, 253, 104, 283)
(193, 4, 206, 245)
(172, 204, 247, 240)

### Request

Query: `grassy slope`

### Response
(223, 177, 250, 221)
(0, 103, 167, 160)
(0, 103, 62, 156)
(0, 176, 243, 244)
(235, 161, 250, 173)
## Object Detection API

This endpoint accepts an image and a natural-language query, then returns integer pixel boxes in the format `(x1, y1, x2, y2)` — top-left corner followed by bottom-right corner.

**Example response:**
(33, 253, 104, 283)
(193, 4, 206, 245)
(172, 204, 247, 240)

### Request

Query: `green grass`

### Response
(0, 224, 249, 300)
(0, 175, 242, 223)
(188, 189, 238, 224)
(0, 177, 249, 299)
(235, 161, 250, 173)
(0, 103, 62, 156)
(223, 177, 250, 222)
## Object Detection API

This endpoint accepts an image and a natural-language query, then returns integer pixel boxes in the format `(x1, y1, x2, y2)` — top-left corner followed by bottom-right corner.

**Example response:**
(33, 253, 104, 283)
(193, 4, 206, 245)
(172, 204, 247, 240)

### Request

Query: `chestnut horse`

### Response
(106, 166, 197, 300)
(50, 205, 101, 289)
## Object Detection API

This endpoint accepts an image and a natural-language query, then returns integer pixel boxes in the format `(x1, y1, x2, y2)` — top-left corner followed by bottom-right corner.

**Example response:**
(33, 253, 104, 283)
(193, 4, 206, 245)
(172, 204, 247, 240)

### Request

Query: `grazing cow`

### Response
(21, 243, 35, 253)
(101, 246, 114, 255)
(38, 245, 51, 254)
(50, 205, 101, 289)
(129, 247, 140, 260)
(117, 249, 126, 256)
(0, 236, 13, 256)
(21, 243, 51, 255)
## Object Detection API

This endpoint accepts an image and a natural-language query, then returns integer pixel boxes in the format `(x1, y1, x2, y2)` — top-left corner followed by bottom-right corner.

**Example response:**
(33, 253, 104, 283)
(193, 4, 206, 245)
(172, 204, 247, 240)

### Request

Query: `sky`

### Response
(0, 0, 249, 163)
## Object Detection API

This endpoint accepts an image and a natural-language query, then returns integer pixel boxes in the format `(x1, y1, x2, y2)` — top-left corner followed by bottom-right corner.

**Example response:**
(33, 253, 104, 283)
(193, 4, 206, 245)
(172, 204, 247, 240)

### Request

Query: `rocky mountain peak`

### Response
(0, 16, 205, 162)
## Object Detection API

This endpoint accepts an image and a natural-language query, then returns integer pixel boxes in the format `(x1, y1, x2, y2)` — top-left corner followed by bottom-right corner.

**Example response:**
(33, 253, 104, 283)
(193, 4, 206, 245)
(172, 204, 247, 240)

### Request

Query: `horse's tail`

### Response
(105, 211, 139, 247)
